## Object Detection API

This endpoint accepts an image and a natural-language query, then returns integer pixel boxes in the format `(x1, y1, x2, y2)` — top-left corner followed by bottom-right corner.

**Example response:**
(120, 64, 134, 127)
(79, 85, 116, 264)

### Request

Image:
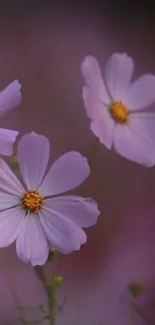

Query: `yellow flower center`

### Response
(110, 101, 129, 123)
(21, 190, 44, 213)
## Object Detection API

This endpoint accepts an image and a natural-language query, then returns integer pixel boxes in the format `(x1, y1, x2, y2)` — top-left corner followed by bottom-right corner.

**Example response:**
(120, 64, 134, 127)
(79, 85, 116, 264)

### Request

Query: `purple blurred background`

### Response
(0, 1, 155, 324)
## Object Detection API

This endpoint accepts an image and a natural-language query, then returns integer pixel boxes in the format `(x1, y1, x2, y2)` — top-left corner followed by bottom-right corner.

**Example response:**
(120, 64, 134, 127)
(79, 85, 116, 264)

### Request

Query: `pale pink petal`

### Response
(113, 115, 155, 166)
(0, 128, 18, 156)
(90, 117, 115, 149)
(39, 152, 90, 196)
(0, 192, 20, 210)
(105, 53, 134, 100)
(44, 196, 99, 228)
(0, 80, 21, 118)
(17, 132, 50, 190)
(39, 201, 87, 254)
(16, 213, 49, 266)
(0, 158, 25, 195)
(124, 74, 155, 111)
(129, 112, 155, 143)
(0, 206, 24, 247)
(82, 87, 109, 120)
(81, 56, 110, 104)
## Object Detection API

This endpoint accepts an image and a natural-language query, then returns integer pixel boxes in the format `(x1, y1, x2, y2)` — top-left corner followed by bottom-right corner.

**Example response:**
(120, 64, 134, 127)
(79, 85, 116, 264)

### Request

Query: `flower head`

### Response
(0, 80, 21, 156)
(81, 53, 155, 166)
(0, 132, 99, 266)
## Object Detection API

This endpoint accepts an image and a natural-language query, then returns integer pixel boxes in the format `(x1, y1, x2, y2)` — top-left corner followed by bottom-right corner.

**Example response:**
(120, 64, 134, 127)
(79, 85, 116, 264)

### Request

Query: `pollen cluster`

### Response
(110, 101, 129, 123)
(21, 190, 44, 213)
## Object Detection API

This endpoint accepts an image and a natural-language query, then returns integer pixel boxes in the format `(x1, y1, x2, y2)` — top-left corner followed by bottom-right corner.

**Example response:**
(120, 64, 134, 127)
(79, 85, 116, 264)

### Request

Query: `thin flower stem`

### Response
(34, 265, 58, 325)
(48, 254, 63, 324)
(34, 265, 48, 289)
(0, 249, 27, 324)
(47, 285, 56, 325)
(47, 261, 61, 325)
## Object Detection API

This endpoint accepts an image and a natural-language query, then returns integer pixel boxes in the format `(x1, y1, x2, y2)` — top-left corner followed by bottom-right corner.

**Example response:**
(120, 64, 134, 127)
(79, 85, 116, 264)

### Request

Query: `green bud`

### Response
(39, 304, 48, 313)
(9, 156, 19, 169)
(52, 275, 64, 286)
(47, 249, 58, 262)
(128, 281, 144, 297)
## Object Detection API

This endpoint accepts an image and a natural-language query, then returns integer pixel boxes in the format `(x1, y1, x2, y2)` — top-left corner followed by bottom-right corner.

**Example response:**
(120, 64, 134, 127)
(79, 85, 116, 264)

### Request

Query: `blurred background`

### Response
(0, 0, 155, 324)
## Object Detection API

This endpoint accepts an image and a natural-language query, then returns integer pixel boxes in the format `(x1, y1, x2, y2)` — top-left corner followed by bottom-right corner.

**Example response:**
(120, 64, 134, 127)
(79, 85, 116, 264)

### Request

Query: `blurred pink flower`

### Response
(0, 80, 21, 155)
(0, 132, 99, 266)
(81, 53, 155, 166)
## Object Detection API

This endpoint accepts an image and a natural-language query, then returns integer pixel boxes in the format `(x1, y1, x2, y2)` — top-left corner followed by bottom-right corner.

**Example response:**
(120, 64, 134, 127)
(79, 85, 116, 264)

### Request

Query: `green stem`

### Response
(34, 266, 57, 325)
(47, 285, 56, 325)
(34, 266, 47, 289)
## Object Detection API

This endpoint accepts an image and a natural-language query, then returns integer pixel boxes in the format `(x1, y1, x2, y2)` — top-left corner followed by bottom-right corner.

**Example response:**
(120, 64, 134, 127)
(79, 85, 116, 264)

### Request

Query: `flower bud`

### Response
(128, 281, 144, 297)
(52, 275, 64, 286)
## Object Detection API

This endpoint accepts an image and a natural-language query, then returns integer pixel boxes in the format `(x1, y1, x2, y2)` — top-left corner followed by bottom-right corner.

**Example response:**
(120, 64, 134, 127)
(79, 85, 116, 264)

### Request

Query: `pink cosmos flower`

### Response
(0, 132, 99, 266)
(0, 80, 21, 156)
(81, 53, 155, 166)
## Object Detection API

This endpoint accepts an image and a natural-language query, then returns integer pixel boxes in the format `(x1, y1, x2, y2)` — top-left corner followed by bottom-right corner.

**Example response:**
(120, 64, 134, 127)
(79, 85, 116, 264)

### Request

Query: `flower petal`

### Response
(113, 114, 155, 166)
(0, 192, 20, 211)
(17, 132, 50, 190)
(105, 53, 134, 100)
(124, 74, 155, 111)
(44, 196, 99, 228)
(16, 213, 49, 266)
(90, 118, 115, 149)
(129, 112, 155, 143)
(0, 128, 18, 156)
(82, 86, 109, 120)
(39, 201, 87, 254)
(39, 152, 90, 196)
(0, 206, 24, 247)
(0, 158, 25, 195)
(81, 56, 110, 105)
(0, 80, 21, 118)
